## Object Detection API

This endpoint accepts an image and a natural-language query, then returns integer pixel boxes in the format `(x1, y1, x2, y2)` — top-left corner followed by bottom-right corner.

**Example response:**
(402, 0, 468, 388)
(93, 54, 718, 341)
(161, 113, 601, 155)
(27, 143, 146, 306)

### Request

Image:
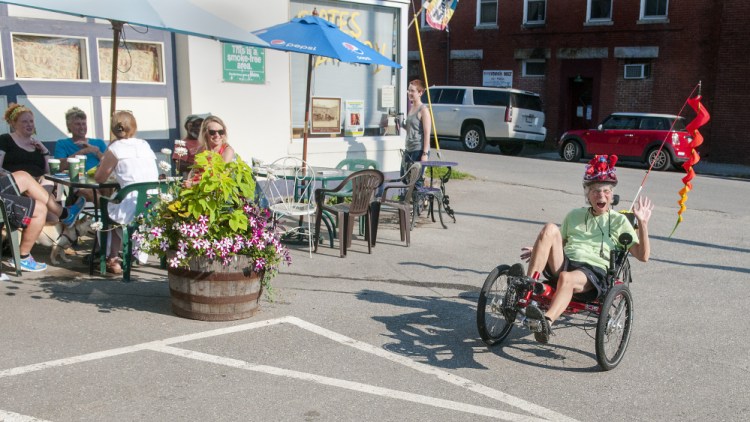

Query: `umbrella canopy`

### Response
(2, 0, 268, 127)
(254, 14, 402, 163)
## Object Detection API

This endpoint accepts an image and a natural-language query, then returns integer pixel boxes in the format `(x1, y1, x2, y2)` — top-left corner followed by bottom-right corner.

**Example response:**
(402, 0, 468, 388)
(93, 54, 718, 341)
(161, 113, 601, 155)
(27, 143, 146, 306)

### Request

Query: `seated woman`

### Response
(1, 169, 86, 272)
(185, 116, 235, 187)
(1, 104, 52, 186)
(172, 114, 206, 177)
(195, 115, 235, 162)
(94, 111, 158, 274)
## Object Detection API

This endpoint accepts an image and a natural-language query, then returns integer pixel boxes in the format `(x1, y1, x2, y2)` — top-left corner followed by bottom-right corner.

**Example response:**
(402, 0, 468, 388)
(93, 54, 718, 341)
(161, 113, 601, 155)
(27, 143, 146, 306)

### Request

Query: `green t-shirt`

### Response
(561, 208, 639, 271)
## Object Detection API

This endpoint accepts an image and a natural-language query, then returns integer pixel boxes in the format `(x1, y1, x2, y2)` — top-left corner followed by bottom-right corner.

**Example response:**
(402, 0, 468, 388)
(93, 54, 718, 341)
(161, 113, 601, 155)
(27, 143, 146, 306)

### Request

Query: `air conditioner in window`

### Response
(624, 64, 647, 79)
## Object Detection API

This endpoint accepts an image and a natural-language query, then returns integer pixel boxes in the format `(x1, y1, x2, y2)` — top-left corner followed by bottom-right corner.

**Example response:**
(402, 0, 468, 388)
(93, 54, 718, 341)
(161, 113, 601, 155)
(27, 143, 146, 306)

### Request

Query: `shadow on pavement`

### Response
(31, 273, 172, 315)
(355, 289, 489, 370)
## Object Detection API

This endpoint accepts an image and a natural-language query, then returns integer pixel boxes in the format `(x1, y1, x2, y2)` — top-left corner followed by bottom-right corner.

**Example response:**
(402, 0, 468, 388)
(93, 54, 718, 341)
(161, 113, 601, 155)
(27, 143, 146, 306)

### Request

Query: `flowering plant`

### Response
(131, 151, 290, 290)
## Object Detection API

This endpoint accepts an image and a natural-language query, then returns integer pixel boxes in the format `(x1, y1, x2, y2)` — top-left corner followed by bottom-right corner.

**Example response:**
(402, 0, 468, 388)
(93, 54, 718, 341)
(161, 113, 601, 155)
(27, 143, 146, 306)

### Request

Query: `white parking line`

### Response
(153, 344, 547, 421)
(0, 316, 578, 422)
(0, 409, 52, 421)
(285, 316, 579, 422)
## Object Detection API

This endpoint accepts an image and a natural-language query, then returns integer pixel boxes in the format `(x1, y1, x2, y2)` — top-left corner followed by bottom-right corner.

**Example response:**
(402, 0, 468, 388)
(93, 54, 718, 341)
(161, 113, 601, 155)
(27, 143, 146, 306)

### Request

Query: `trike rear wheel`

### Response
(477, 265, 516, 346)
(595, 284, 634, 370)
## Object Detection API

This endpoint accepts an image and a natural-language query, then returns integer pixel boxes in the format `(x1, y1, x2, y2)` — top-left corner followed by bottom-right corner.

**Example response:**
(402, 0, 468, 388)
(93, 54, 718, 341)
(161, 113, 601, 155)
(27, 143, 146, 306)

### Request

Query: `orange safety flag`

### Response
(670, 95, 710, 236)
(425, 0, 459, 30)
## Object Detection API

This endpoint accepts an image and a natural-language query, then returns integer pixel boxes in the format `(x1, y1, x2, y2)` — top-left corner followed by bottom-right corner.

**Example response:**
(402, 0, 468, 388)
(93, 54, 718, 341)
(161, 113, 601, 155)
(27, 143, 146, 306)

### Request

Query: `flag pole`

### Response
(628, 82, 700, 212)
(408, 4, 427, 29)
(412, 3, 442, 159)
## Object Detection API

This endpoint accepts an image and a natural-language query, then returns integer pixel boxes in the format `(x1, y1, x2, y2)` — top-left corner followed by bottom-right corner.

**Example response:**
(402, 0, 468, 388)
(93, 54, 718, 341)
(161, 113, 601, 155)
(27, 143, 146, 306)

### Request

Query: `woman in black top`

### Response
(1, 104, 50, 179)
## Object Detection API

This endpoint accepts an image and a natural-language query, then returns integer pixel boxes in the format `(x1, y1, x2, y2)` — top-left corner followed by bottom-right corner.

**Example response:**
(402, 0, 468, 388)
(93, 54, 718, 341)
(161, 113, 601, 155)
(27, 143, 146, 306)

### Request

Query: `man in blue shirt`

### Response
(54, 107, 107, 172)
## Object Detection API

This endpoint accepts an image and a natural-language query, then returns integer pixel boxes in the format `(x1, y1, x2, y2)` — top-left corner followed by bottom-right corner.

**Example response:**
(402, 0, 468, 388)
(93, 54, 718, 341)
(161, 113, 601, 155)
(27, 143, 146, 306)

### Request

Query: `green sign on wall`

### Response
(222, 43, 265, 84)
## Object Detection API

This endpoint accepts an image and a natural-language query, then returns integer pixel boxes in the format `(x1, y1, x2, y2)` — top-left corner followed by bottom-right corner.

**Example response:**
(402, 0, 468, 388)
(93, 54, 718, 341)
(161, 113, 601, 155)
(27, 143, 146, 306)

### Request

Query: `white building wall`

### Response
(178, 0, 409, 172)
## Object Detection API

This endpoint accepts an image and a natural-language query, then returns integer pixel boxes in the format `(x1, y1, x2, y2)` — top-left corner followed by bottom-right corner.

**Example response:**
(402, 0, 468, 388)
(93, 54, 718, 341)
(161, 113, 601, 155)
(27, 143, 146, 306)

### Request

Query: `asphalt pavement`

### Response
(1, 147, 748, 421)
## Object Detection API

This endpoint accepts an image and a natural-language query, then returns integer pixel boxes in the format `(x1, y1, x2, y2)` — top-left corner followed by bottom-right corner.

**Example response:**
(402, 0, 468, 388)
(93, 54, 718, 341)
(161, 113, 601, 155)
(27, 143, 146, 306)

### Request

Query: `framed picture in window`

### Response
(311, 97, 341, 134)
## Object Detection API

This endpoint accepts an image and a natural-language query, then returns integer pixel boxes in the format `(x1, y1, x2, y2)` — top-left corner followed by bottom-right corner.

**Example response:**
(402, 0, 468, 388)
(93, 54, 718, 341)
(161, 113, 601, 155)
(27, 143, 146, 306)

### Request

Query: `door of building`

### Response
(568, 76, 594, 131)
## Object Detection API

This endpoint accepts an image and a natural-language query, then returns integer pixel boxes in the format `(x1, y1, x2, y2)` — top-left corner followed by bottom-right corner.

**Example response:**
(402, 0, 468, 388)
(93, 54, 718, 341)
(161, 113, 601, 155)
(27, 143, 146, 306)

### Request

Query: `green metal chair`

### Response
(99, 181, 170, 281)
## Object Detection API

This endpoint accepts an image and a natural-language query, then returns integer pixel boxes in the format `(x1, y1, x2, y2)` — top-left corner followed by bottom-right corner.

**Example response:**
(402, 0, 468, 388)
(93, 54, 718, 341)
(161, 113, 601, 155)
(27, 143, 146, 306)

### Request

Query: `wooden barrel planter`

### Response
(167, 253, 264, 321)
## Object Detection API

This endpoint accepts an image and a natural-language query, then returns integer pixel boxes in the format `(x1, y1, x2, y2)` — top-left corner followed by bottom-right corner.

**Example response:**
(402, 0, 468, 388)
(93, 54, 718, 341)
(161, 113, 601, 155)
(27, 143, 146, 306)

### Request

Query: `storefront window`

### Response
(98, 40, 164, 83)
(290, 0, 400, 137)
(12, 34, 89, 80)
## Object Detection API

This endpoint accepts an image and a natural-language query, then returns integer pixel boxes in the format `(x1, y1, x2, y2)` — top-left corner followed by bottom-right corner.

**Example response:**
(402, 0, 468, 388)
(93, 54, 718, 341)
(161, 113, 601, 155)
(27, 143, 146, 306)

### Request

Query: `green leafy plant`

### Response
(132, 152, 290, 291)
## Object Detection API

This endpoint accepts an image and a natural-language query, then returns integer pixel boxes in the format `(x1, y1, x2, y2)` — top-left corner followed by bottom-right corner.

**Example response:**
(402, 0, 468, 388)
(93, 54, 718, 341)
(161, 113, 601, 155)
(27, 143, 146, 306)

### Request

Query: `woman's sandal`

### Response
(106, 257, 122, 274)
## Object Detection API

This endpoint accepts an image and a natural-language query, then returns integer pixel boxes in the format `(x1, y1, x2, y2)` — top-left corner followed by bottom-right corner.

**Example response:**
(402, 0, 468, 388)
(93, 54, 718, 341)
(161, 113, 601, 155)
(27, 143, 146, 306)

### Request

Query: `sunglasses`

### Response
(207, 129, 225, 136)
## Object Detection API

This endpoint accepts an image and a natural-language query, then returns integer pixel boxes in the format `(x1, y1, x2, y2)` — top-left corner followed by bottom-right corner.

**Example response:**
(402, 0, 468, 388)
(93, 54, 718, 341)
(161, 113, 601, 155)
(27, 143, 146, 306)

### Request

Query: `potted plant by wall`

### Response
(133, 151, 290, 321)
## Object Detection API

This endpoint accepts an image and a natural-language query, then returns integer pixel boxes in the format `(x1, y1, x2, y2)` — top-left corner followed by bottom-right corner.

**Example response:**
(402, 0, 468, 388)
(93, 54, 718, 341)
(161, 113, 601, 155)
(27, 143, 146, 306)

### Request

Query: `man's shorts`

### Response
(0, 171, 35, 229)
(545, 256, 608, 303)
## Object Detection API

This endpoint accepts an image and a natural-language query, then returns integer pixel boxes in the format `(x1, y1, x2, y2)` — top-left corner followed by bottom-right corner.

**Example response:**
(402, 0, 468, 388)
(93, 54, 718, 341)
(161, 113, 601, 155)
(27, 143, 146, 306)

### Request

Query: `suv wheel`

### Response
(499, 143, 524, 156)
(461, 124, 486, 153)
(561, 140, 583, 162)
(648, 148, 672, 171)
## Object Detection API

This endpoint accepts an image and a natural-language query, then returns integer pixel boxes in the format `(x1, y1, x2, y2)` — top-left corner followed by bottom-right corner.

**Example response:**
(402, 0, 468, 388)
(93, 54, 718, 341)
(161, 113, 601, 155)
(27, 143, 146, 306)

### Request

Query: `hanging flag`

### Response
(425, 0, 459, 31)
(670, 94, 710, 236)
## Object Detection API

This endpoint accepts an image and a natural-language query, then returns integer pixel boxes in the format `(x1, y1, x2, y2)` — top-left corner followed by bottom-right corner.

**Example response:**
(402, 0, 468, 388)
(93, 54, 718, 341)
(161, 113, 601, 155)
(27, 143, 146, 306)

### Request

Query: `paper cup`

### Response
(48, 159, 61, 174)
(75, 155, 87, 179)
(68, 158, 80, 182)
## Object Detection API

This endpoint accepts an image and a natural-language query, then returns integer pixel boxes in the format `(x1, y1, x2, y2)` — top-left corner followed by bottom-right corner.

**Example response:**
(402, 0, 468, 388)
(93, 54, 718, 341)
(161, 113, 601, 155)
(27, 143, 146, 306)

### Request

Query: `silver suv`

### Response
(424, 86, 547, 154)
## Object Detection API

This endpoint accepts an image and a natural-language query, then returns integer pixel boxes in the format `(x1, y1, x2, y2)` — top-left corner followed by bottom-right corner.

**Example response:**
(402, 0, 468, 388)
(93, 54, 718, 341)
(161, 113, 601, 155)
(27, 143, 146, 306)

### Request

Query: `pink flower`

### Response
(254, 258, 266, 271)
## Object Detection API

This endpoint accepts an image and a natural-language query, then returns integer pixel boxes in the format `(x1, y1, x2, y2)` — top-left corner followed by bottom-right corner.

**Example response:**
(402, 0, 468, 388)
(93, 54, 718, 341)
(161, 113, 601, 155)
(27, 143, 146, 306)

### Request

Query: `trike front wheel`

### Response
(595, 284, 634, 370)
(477, 265, 516, 346)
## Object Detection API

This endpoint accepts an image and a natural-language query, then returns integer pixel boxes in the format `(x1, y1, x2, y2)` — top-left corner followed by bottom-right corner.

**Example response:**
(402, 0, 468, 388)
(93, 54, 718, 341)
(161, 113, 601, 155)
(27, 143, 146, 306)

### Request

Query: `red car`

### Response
(558, 113, 692, 171)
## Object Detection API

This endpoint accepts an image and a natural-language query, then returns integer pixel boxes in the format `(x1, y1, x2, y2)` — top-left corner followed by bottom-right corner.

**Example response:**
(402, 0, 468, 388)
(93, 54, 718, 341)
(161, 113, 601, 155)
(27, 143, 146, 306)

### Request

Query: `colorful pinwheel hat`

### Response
(583, 155, 618, 186)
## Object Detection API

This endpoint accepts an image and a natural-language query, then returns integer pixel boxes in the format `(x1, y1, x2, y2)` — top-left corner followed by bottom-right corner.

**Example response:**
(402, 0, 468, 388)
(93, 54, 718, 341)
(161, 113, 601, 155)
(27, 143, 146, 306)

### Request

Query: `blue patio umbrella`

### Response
(253, 12, 402, 162)
(1, 0, 268, 122)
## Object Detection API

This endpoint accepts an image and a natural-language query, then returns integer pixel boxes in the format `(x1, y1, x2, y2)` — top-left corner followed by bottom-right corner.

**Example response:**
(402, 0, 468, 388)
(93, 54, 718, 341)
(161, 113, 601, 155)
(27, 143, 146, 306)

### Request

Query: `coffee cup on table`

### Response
(68, 158, 80, 182)
(75, 155, 87, 179)
(48, 159, 61, 174)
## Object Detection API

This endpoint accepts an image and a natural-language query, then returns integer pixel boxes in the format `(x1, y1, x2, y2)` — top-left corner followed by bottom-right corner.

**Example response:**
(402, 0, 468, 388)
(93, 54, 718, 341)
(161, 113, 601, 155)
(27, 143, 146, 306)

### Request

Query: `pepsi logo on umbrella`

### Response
(270, 39, 317, 51)
(342, 42, 364, 55)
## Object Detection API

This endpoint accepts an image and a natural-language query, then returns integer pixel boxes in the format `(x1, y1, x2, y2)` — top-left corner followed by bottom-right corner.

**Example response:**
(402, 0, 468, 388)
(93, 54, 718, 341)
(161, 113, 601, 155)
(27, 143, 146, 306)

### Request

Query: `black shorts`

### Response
(545, 256, 608, 302)
(0, 172, 35, 229)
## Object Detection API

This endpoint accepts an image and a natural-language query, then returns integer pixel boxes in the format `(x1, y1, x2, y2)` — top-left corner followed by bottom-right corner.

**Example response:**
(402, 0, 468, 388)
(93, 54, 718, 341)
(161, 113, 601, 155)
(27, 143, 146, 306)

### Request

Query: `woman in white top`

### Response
(94, 111, 158, 273)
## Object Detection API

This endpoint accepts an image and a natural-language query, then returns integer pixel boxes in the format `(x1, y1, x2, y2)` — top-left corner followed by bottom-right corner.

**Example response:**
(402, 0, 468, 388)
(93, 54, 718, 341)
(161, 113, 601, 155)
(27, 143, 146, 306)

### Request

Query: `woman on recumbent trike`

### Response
(477, 155, 653, 370)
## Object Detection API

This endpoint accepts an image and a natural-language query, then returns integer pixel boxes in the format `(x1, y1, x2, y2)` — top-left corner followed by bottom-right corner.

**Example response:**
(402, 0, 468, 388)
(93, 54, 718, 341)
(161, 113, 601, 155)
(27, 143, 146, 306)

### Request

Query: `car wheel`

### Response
(648, 148, 672, 171)
(561, 140, 583, 162)
(461, 124, 486, 153)
(499, 143, 524, 156)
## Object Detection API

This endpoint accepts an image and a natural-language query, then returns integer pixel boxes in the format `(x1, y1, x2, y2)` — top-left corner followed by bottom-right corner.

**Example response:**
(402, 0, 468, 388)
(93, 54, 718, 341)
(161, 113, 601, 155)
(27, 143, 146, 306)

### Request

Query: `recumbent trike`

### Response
(476, 209, 637, 371)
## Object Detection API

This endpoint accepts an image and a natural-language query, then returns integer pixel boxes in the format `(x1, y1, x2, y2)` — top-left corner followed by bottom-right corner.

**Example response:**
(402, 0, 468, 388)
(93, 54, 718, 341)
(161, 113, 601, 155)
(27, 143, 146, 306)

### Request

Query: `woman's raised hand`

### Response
(633, 196, 654, 225)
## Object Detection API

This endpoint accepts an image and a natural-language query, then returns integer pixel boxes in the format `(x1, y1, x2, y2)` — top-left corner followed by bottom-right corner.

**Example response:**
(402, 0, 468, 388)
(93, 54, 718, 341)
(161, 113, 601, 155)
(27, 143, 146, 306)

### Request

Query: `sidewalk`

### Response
(524, 147, 750, 179)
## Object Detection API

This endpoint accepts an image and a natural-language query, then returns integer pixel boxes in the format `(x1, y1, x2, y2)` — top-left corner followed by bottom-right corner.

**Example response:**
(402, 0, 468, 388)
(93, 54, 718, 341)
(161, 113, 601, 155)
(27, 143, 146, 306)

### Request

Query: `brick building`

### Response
(408, 0, 750, 165)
